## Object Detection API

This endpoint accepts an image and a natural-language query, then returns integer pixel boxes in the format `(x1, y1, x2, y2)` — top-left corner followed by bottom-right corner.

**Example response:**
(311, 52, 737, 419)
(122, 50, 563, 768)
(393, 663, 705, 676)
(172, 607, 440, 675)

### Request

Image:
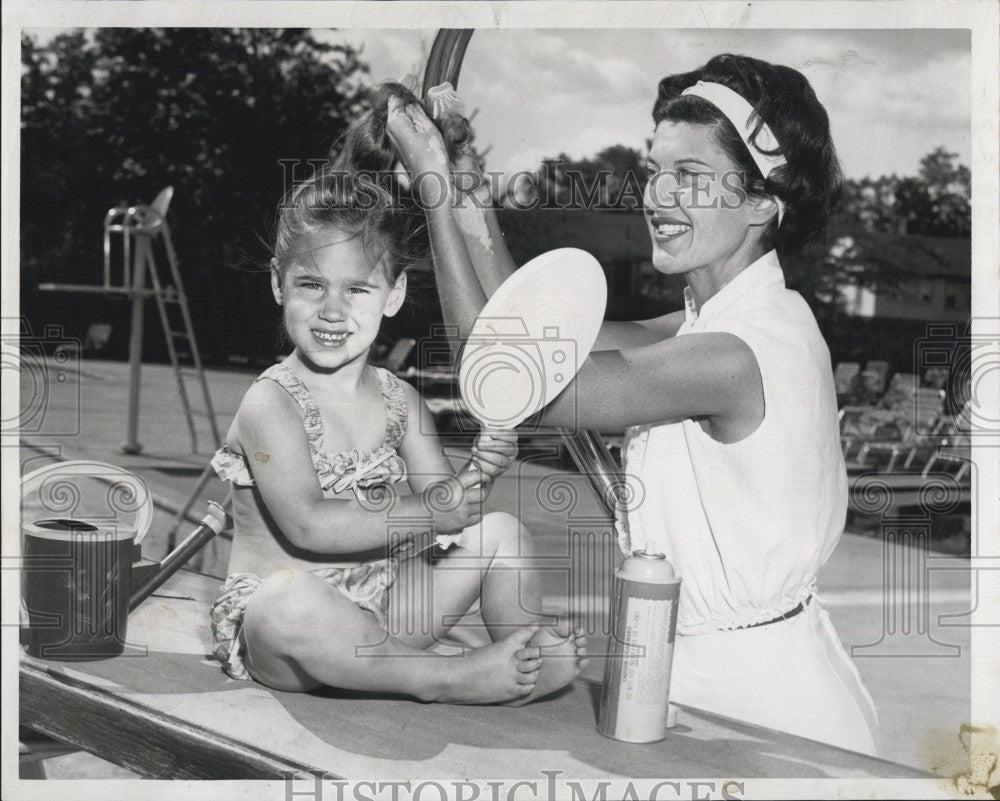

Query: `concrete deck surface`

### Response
(14, 359, 973, 777)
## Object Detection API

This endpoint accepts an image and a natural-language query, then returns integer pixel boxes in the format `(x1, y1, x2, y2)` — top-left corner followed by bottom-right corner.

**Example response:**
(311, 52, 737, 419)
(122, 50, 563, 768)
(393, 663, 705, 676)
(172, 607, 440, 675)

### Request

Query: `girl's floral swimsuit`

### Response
(209, 362, 408, 680)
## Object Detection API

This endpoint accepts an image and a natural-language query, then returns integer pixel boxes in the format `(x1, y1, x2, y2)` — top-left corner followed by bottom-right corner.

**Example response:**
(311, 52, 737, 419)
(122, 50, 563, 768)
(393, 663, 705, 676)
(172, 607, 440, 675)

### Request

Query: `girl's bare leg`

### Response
(389, 512, 589, 703)
(240, 568, 539, 704)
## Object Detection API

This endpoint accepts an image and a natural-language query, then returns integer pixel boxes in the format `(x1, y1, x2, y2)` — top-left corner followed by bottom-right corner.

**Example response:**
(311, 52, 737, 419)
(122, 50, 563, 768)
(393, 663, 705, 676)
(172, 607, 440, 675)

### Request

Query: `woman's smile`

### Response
(648, 211, 692, 243)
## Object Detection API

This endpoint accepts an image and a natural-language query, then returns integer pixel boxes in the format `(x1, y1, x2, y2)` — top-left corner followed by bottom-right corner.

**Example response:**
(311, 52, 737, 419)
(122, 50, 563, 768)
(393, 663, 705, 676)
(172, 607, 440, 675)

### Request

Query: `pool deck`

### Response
(13, 359, 975, 778)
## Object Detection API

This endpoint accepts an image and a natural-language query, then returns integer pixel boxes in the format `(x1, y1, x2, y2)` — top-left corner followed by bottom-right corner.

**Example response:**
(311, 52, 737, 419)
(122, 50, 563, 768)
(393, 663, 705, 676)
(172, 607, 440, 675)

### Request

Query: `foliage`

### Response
(21, 28, 369, 361)
(507, 145, 646, 210)
(838, 147, 971, 237)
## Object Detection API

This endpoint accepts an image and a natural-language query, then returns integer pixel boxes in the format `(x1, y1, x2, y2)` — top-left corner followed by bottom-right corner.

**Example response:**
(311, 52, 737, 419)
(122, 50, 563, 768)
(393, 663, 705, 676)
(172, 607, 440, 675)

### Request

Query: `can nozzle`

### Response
(633, 541, 675, 578)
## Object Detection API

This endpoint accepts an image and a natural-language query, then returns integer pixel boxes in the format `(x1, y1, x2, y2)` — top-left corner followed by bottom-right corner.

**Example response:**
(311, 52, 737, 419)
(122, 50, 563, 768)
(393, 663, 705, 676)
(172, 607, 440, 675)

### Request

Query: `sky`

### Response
(318, 28, 971, 182)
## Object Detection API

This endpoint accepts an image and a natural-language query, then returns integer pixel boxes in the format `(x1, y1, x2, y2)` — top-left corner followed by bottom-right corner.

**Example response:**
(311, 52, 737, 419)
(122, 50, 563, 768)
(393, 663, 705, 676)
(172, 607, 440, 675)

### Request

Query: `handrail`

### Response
(423, 29, 625, 523)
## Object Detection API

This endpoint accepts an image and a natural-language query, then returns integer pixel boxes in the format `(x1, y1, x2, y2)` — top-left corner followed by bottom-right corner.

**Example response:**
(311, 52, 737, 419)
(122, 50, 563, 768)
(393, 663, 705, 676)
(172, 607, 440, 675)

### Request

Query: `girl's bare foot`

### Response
(428, 626, 541, 704)
(506, 625, 589, 706)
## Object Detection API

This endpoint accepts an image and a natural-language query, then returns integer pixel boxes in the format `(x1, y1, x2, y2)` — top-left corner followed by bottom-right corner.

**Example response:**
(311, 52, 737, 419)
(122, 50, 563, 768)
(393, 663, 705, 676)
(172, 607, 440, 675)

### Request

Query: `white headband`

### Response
(681, 80, 786, 223)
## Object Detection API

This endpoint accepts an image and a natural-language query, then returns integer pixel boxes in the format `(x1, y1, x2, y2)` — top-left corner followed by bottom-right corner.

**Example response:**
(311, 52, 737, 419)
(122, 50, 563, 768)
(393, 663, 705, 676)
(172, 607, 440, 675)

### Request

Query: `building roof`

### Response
(829, 227, 971, 281)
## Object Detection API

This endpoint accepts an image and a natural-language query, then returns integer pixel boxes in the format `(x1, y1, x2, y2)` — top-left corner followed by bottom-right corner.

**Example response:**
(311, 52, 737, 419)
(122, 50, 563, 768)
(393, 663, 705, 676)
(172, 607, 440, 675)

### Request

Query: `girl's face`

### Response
(643, 120, 772, 276)
(272, 228, 406, 372)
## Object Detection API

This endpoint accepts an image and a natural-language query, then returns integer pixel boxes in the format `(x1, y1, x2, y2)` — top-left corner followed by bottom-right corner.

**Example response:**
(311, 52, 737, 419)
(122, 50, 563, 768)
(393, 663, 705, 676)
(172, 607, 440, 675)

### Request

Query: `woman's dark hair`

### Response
(274, 82, 471, 280)
(653, 54, 843, 254)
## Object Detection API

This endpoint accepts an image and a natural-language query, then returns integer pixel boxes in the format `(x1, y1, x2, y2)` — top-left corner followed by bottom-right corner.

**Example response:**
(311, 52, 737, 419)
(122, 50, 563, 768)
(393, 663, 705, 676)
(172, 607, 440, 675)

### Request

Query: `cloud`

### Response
(317, 28, 971, 180)
(316, 29, 434, 84)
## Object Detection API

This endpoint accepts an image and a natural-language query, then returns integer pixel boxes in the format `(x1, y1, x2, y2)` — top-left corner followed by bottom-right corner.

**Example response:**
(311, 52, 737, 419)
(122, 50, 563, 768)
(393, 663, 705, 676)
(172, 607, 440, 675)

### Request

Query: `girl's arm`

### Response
(235, 381, 480, 555)
(395, 380, 467, 493)
(395, 381, 512, 502)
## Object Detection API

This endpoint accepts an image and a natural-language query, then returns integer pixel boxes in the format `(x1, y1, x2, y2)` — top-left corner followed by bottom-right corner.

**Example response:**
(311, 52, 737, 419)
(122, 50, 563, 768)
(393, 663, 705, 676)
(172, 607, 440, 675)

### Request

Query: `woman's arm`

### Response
(388, 98, 485, 356)
(539, 331, 764, 439)
(450, 154, 517, 297)
(392, 105, 688, 361)
(591, 311, 687, 350)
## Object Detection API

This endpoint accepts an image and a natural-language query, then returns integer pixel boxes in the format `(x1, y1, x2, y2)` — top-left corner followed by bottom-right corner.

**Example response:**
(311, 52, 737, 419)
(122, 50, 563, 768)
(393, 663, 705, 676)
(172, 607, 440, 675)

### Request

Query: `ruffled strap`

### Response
(255, 362, 328, 470)
(374, 367, 408, 450)
(211, 446, 254, 487)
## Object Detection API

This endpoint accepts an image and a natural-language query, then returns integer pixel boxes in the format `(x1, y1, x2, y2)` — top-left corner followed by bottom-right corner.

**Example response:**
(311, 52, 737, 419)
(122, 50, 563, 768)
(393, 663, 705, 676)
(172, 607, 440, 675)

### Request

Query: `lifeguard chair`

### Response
(39, 187, 220, 456)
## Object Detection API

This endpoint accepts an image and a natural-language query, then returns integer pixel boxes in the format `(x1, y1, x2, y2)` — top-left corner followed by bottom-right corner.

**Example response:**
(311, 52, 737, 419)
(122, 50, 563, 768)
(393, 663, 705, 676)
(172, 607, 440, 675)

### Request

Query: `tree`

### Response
(506, 145, 646, 210)
(21, 28, 370, 363)
(838, 147, 970, 237)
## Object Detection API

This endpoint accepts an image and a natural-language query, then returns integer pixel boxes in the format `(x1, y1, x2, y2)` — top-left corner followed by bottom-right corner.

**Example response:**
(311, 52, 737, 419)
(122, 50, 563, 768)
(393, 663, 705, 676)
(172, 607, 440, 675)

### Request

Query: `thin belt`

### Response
(738, 596, 810, 629)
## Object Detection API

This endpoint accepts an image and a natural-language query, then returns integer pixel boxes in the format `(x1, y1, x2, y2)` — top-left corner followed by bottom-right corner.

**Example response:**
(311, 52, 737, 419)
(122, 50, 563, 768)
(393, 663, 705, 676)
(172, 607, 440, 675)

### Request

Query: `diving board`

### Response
(20, 570, 932, 781)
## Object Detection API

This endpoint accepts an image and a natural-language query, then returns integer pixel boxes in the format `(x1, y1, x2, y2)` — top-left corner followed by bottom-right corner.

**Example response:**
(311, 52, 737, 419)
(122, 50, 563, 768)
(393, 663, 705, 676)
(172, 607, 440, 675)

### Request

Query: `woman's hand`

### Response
(386, 96, 450, 206)
(471, 430, 518, 483)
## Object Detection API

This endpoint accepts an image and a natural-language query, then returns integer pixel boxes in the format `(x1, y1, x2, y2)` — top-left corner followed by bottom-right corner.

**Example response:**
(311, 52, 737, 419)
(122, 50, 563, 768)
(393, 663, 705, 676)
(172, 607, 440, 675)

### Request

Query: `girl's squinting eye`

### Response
(297, 280, 323, 291)
(346, 286, 371, 295)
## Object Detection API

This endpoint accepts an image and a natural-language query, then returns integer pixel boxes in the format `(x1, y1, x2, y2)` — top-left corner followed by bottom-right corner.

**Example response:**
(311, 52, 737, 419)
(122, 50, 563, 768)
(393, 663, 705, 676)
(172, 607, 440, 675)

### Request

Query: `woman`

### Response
(388, 53, 879, 754)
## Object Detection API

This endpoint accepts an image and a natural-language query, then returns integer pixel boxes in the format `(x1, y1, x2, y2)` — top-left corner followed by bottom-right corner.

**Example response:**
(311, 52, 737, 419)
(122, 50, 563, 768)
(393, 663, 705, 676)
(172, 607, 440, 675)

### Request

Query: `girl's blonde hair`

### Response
(274, 82, 471, 281)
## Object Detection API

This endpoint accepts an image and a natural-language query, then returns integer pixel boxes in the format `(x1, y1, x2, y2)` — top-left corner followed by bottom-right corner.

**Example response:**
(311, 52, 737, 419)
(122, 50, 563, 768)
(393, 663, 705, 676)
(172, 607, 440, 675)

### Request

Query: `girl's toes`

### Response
(517, 658, 542, 673)
(515, 647, 541, 661)
(576, 658, 590, 673)
(517, 671, 538, 686)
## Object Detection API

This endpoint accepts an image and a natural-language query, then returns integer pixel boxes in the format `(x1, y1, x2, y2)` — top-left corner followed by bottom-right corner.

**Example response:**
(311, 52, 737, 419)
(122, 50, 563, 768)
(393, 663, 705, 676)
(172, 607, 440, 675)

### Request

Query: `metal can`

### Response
(597, 544, 681, 743)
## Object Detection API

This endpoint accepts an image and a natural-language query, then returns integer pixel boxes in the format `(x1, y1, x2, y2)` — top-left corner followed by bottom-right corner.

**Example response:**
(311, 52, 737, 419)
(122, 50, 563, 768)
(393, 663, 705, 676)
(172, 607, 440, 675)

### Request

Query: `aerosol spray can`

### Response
(598, 543, 681, 743)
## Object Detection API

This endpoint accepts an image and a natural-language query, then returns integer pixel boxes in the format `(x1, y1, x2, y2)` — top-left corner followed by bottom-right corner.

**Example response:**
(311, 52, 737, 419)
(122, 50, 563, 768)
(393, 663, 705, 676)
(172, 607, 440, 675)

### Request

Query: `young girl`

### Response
(389, 57, 880, 751)
(209, 84, 587, 705)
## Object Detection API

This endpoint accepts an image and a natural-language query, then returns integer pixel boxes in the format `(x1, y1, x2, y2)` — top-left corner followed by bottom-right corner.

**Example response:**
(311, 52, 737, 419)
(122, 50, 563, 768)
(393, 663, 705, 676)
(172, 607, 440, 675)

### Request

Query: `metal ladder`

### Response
(134, 192, 225, 550)
(40, 187, 224, 553)
(123, 189, 221, 455)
